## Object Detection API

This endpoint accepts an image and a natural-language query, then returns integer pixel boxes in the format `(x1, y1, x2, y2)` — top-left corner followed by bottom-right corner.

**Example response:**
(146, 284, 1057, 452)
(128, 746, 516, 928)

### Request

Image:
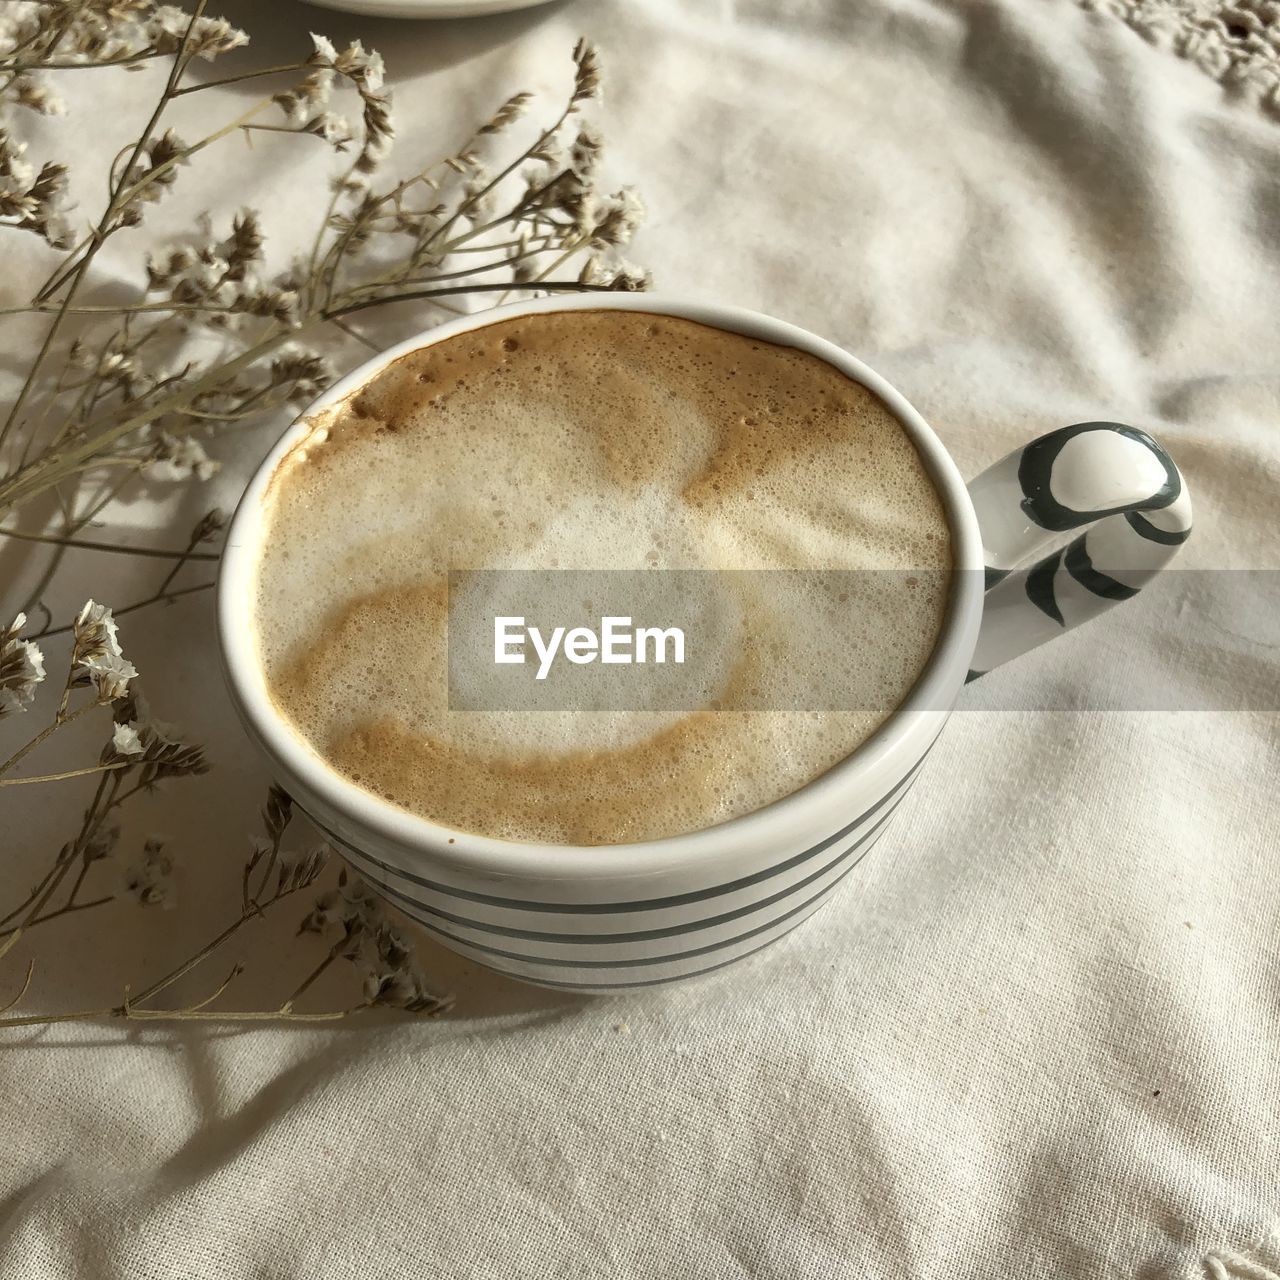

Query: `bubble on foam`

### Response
(249, 311, 953, 845)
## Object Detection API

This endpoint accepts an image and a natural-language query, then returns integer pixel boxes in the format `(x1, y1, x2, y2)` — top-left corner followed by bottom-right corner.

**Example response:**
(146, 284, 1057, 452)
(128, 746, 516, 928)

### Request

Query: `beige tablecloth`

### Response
(2, 0, 1279, 1275)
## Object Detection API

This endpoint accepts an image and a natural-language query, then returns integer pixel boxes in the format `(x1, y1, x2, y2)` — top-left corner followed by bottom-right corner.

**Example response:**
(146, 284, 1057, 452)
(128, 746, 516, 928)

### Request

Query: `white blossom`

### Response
(309, 32, 339, 64)
(0, 612, 45, 718)
(13, 74, 65, 116)
(307, 112, 353, 145)
(188, 18, 247, 61)
(111, 721, 145, 757)
(42, 212, 72, 249)
(592, 185, 645, 246)
(145, 431, 220, 482)
(569, 121, 603, 176)
(71, 601, 137, 703)
(334, 40, 384, 89)
(85, 651, 135, 703)
(151, 6, 193, 38)
(0, 136, 35, 197)
(579, 252, 652, 292)
(358, 49, 386, 92)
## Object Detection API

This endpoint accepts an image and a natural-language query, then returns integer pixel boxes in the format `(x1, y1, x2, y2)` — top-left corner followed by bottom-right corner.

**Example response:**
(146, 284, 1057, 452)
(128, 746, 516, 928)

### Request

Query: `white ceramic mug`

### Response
(218, 294, 1192, 991)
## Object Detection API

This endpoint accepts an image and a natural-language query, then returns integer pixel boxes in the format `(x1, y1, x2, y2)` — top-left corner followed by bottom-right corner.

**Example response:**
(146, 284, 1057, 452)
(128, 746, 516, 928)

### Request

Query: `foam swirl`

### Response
(251, 311, 952, 844)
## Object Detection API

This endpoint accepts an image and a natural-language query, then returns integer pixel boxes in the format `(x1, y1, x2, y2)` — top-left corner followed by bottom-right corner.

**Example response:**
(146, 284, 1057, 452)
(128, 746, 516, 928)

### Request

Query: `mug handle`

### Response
(965, 421, 1192, 679)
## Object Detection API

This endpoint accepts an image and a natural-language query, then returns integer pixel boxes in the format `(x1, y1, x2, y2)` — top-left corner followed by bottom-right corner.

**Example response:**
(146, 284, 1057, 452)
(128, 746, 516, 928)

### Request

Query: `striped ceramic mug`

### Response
(217, 294, 1192, 991)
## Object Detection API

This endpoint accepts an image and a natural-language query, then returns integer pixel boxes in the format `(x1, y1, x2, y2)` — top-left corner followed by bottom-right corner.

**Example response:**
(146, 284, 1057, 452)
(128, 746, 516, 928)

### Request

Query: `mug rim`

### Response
(217, 293, 984, 880)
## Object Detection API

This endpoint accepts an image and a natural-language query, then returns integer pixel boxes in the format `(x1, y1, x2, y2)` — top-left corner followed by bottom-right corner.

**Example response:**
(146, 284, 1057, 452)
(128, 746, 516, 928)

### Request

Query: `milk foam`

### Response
(250, 311, 952, 844)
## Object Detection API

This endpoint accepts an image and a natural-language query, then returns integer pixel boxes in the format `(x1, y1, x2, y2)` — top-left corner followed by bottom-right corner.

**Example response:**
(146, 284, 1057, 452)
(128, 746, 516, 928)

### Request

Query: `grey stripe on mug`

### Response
(323, 747, 932, 918)
(393, 821, 891, 973)
(341, 797, 903, 947)
(501, 902, 830, 991)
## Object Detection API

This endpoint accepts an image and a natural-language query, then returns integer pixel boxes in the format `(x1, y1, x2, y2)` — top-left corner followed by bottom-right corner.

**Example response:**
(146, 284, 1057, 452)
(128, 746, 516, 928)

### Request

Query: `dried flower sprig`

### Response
(0, 11, 646, 557)
(4, 508, 223, 656)
(0, 598, 138, 784)
(0, 619, 207, 973)
(0, 779, 450, 1027)
(0, 612, 45, 717)
(0, 608, 447, 1024)
(299, 868, 449, 1014)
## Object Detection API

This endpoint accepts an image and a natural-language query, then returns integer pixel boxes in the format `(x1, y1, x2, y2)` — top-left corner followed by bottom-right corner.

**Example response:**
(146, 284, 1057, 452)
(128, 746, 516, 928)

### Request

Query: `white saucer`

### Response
(302, 0, 558, 17)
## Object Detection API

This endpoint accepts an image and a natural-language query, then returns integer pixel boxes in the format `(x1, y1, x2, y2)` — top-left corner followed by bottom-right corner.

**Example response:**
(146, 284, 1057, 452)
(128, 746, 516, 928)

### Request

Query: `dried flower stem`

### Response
(328, 278, 612, 320)
(0, 769, 116, 962)
(0, 780, 447, 1027)
(0, 329, 293, 511)
(0, 1003, 357, 1028)
(279, 945, 343, 1013)
(30, 581, 214, 640)
(0, 761, 130, 786)
(0, 962, 34, 1015)
(27, 895, 113, 929)
(172, 62, 309, 97)
(0, 698, 97, 775)
(0, 526, 219, 560)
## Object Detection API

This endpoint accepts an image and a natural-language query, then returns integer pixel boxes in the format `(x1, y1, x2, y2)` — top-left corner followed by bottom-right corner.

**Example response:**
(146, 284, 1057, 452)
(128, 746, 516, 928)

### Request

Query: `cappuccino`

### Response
(250, 310, 952, 844)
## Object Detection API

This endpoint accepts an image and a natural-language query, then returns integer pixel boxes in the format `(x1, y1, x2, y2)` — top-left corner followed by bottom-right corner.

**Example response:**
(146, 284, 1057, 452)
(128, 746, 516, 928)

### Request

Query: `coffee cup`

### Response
(218, 294, 1191, 990)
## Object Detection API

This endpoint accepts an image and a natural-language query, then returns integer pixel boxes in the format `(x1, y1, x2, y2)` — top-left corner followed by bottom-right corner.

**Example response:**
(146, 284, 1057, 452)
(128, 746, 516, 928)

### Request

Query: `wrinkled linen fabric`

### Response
(1, 0, 1278, 1276)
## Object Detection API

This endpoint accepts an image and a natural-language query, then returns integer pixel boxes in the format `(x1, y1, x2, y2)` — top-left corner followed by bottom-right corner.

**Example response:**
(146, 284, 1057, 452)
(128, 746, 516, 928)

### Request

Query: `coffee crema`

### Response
(250, 310, 952, 845)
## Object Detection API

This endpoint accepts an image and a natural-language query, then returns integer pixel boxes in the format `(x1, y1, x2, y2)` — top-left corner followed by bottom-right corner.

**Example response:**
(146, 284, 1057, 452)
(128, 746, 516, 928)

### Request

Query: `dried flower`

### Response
(299, 869, 447, 1012)
(362, 920, 448, 1012)
(276, 50, 336, 125)
(71, 601, 137, 703)
(83, 824, 121, 864)
(569, 122, 603, 176)
(190, 508, 226, 544)
(110, 721, 145, 758)
(12, 75, 65, 117)
(274, 846, 328, 898)
(144, 128, 186, 186)
(479, 92, 531, 135)
(308, 33, 339, 64)
(0, 612, 45, 718)
(299, 868, 377, 937)
(332, 40, 385, 92)
(262, 783, 293, 845)
(270, 349, 333, 404)
(148, 10, 247, 61)
(579, 252, 652, 291)
(145, 430, 219, 481)
(133, 727, 209, 788)
(306, 112, 352, 146)
(0, 132, 72, 248)
(124, 837, 175, 907)
(237, 286, 300, 325)
(104, 692, 211, 784)
(591, 186, 645, 248)
(571, 39, 601, 104)
(301, 33, 392, 188)
(113, 688, 167, 740)
(145, 244, 196, 288)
